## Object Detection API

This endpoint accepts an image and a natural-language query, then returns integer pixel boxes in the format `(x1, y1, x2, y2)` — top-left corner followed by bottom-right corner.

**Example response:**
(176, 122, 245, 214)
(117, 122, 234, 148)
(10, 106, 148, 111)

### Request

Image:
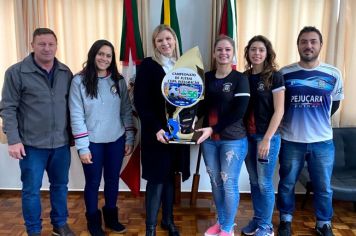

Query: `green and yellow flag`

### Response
(160, 0, 183, 55)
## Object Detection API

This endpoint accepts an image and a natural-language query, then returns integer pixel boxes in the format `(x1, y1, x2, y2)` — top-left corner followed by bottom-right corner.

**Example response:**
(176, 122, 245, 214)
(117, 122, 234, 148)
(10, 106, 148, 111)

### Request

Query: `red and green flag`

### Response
(160, 0, 183, 55)
(120, 0, 144, 65)
(219, 0, 237, 69)
(119, 0, 144, 197)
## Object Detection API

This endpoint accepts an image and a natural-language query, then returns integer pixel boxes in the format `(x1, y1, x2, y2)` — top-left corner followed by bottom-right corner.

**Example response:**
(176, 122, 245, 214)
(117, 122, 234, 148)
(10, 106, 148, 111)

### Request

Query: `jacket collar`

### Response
(20, 53, 69, 73)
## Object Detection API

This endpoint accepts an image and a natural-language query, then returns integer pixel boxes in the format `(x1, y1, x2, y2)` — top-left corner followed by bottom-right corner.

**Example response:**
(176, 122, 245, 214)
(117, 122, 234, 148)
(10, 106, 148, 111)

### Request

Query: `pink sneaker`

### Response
(219, 229, 234, 236)
(204, 223, 221, 236)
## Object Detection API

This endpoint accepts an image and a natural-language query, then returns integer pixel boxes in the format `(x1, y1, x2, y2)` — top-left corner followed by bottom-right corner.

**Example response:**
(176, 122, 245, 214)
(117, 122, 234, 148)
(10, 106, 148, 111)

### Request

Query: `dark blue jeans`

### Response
(82, 135, 125, 214)
(245, 134, 281, 229)
(277, 139, 334, 227)
(20, 145, 70, 234)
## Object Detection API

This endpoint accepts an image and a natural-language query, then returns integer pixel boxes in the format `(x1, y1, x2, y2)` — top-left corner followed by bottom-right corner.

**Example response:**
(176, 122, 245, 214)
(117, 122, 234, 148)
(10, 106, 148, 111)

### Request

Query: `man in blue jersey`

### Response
(276, 26, 344, 236)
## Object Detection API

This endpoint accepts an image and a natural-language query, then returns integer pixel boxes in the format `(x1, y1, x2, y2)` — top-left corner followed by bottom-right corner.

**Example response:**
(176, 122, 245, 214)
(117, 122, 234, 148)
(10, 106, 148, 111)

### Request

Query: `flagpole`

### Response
(190, 145, 202, 205)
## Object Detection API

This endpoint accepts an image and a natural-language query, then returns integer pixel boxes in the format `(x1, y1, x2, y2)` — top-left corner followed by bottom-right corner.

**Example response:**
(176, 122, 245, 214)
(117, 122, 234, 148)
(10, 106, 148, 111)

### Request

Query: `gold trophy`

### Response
(161, 47, 205, 144)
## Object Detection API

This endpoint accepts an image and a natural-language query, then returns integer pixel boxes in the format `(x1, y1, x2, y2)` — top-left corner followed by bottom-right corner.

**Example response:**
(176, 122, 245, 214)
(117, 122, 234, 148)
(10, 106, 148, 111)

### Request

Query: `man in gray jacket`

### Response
(0, 28, 75, 236)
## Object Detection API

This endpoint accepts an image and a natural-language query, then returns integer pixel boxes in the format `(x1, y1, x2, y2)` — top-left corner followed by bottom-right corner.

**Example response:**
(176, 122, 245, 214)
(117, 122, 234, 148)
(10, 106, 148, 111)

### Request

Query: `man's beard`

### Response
(300, 50, 319, 63)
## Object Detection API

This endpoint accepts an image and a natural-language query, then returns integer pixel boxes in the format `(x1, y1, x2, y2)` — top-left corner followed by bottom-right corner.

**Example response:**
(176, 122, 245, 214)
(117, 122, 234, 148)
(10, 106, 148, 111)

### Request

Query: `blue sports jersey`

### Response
(280, 62, 344, 142)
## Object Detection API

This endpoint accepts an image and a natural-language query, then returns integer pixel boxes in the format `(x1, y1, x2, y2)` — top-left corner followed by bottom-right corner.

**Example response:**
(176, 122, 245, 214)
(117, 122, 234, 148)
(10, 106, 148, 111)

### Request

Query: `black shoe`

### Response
(277, 221, 291, 236)
(146, 225, 156, 236)
(102, 206, 126, 233)
(86, 210, 105, 236)
(161, 221, 180, 236)
(52, 223, 75, 236)
(315, 224, 334, 236)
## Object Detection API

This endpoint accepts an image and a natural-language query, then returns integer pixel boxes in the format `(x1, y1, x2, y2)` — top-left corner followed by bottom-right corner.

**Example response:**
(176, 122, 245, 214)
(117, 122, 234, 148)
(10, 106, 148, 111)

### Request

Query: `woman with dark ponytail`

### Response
(242, 35, 285, 236)
(69, 40, 134, 236)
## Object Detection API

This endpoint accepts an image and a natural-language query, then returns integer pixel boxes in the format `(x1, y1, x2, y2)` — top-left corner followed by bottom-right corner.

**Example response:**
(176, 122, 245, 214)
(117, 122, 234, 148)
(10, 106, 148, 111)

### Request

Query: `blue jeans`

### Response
(277, 139, 334, 227)
(245, 134, 280, 229)
(20, 145, 70, 234)
(82, 135, 125, 214)
(202, 137, 248, 232)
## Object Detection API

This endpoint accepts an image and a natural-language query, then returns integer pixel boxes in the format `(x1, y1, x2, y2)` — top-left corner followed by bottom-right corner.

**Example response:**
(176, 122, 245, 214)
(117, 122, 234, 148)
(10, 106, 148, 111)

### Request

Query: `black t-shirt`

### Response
(245, 71, 285, 135)
(200, 70, 250, 140)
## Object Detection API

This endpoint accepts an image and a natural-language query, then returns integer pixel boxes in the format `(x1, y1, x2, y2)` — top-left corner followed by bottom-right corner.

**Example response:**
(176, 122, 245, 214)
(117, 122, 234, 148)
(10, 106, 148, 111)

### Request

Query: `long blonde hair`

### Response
(151, 24, 180, 65)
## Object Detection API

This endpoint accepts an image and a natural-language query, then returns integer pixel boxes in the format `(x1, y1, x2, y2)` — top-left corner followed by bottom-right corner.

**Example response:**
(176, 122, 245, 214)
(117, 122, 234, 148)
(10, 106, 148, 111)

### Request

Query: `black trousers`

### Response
(145, 176, 175, 227)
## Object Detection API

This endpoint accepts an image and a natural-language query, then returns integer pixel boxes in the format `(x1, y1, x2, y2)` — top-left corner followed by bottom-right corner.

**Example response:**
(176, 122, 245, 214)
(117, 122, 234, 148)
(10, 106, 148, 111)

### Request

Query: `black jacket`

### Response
(134, 57, 190, 183)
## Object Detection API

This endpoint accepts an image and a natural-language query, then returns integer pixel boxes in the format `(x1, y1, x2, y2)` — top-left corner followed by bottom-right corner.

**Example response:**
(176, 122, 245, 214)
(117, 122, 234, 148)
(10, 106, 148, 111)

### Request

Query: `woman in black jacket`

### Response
(134, 24, 190, 236)
(197, 35, 250, 236)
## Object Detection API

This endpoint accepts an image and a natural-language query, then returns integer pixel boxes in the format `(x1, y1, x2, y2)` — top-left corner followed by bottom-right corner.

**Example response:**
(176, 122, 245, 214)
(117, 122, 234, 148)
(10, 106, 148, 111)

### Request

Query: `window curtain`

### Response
(209, 0, 336, 70)
(235, 0, 335, 70)
(0, 0, 148, 142)
(331, 0, 356, 127)
(0, 1, 17, 92)
(0, 0, 148, 89)
(210, 0, 224, 70)
(9, 0, 125, 75)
